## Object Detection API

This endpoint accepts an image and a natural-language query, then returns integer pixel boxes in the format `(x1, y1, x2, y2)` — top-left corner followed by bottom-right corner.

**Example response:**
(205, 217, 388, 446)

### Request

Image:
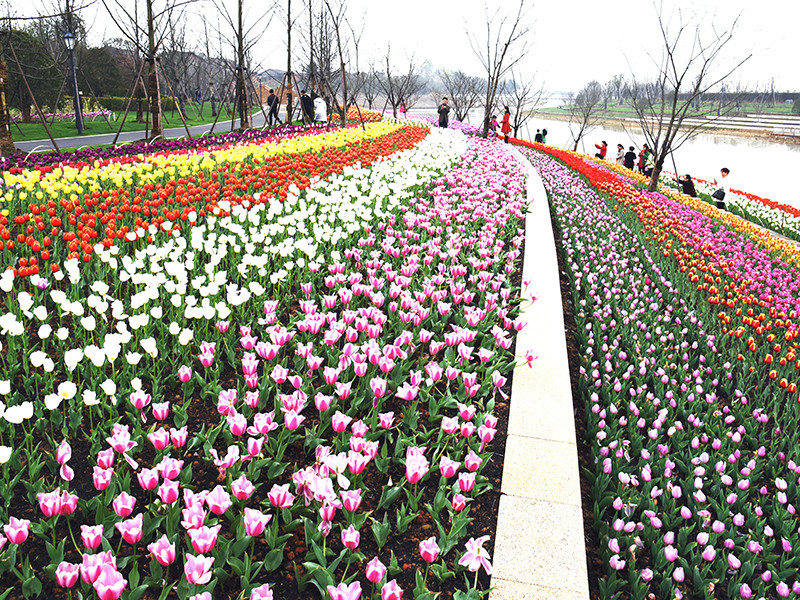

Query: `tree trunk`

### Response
(146, 0, 163, 140)
(0, 59, 16, 155)
(236, 0, 250, 129)
(648, 155, 666, 192)
(22, 105, 32, 123)
(286, 0, 293, 123)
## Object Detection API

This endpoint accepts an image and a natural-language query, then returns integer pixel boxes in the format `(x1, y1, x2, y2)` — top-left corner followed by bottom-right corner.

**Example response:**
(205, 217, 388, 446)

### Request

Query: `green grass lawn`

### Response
(10, 102, 267, 141)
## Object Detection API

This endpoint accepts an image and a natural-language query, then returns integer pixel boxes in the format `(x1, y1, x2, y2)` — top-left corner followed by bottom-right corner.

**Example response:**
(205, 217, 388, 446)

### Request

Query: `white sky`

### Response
(23, 0, 800, 93)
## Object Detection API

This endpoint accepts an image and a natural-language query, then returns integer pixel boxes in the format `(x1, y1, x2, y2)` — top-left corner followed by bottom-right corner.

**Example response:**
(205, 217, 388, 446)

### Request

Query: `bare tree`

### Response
(377, 48, 424, 118)
(627, 2, 750, 191)
(212, 0, 274, 129)
(102, 0, 196, 140)
(566, 80, 602, 151)
(503, 71, 544, 138)
(322, 0, 349, 126)
(439, 69, 484, 122)
(468, 0, 530, 137)
(361, 64, 379, 109)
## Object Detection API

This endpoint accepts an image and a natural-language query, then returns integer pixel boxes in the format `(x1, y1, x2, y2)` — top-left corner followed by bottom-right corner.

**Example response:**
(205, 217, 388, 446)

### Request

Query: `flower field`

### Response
(517, 141, 800, 600)
(0, 121, 529, 600)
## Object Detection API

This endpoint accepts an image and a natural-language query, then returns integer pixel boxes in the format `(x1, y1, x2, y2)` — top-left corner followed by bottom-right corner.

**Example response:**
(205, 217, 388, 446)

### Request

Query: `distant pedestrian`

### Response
(534, 129, 542, 143)
(267, 89, 281, 126)
(624, 146, 636, 170)
(194, 88, 201, 103)
(438, 97, 450, 127)
(541, 128, 547, 144)
(644, 152, 655, 177)
(676, 174, 697, 197)
(594, 141, 608, 159)
(399, 99, 407, 119)
(314, 96, 327, 122)
(638, 144, 650, 173)
(501, 106, 512, 143)
(615, 144, 625, 165)
(300, 89, 314, 123)
(711, 167, 730, 209)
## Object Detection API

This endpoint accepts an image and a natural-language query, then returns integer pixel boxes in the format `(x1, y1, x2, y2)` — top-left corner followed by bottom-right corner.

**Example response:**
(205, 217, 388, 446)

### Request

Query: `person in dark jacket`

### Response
(300, 90, 314, 123)
(267, 89, 281, 126)
(676, 174, 697, 197)
(534, 129, 542, 143)
(624, 146, 637, 170)
(438, 97, 450, 128)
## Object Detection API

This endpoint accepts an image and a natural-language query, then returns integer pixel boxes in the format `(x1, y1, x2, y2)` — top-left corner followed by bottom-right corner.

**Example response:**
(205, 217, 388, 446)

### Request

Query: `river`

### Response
(522, 115, 800, 209)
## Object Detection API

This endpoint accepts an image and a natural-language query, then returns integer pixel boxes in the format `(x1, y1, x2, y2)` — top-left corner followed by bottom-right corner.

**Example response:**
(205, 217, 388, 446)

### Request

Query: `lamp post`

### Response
(62, 32, 83, 135)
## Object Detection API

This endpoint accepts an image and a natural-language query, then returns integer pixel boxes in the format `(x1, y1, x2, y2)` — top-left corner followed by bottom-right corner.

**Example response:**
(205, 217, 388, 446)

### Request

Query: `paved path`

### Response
(13, 110, 273, 153)
(489, 148, 590, 600)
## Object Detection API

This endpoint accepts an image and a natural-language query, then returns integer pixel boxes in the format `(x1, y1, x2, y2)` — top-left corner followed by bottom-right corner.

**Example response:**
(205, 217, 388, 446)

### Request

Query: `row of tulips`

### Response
(12, 111, 115, 122)
(518, 142, 800, 600)
(0, 124, 529, 600)
(0, 122, 427, 276)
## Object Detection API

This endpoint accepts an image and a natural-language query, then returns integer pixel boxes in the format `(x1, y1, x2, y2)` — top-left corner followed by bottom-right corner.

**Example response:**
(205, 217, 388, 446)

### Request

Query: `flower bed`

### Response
(0, 124, 529, 600)
(517, 142, 800, 600)
(0, 123, 427, 275)
(12, 111, 115, 123)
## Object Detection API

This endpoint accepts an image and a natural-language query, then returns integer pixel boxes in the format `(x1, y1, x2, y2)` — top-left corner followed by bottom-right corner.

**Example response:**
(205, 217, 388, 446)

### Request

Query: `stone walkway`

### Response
(489, 149, 590, 599)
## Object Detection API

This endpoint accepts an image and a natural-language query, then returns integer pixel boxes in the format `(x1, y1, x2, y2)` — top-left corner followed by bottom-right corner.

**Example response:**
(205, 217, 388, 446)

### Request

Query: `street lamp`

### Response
(62, 32, 83, 135)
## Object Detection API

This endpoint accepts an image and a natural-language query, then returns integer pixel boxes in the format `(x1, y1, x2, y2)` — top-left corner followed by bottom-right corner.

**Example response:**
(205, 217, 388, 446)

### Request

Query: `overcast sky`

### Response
(25, 0, 800, 93)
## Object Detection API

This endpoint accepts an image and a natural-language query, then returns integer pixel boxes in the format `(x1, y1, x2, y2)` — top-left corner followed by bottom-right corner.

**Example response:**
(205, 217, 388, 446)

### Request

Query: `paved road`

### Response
(13, 109, 272, 153)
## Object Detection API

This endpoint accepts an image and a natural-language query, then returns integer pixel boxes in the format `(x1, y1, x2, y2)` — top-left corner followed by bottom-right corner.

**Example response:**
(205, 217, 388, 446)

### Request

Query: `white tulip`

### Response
(0, 381, 9, 395)
(0, 446, 11, 463)
(100, 379, 117, 396)
(56, 327, 70, 340)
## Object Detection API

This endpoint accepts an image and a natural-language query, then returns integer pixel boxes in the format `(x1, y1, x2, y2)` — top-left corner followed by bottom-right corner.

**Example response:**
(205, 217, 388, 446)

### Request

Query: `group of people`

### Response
(265, 88, 328, 127)
(594, 140, 731, 210)
(437, 98, 526, 144)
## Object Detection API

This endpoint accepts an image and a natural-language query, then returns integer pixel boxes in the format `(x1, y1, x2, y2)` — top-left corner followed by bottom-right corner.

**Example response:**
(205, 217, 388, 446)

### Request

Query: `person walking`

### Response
(534, 129, 542, 143)
(644, 151, 655, 177)
(676, 174, 697, 197)
(398, 99, 407, 119)
(300, 89, 314, 124)
(711, 167, 730, 210)
(615, 143, 625, 165)
(541, 128, 547, 144)
(624, 146, 637, 170)
(314, 95, 327, 122)
(594, 140, 608, 159)
(266, 89, 281, 127)
(438, 97, 450, 128)
(501, 106, 512, 143)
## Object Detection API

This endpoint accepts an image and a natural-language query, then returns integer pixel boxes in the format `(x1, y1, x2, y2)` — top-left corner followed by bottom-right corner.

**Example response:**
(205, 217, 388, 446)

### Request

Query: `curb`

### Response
(489, 147, 590, 599)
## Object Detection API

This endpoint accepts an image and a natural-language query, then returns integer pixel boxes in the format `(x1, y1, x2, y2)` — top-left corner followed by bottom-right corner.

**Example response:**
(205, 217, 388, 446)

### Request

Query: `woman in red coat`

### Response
(501, 107, 512, 143)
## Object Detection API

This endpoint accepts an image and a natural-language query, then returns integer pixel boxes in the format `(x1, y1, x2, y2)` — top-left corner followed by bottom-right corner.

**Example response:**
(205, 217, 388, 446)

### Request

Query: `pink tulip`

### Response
(112, 492, 136, 517)
(178, 365, 192, 383)
(206, 485, 233, 515)
(331, 411, 352, 433)
(4, 517, 30, 544)
(315, 393, 333, 411)
(370, 377, 387, 399)
(341, 524, 360, 549)
(243, 507, 272, 536)
(81, 524, 104, 549)
(158, 479, 180, 504)
(148, 534, 177, 566)
(137, 467, 159, 491)
(92, 565, 127, 600)
(365, 556, 386, 583)
(158, 457, 184, 480)
(114, 513, 143, 544)
(184, 553, 214, 585)
(439, 457, 461, 478)
(129, 389, 151, 410)
(55, 561, 80, 588)
(326, 581, 362, 600)
(452, 493, 467, 511)
(232, 474, 255, 500)
(378, 412, 394, 428)
(341, 489, 362, 512)
(170, 426, 188, 448)
(419, 536, 440, 563)
(458, 472, 476, 492)
(189, 525, 221, 554)
(268, 483, 295, 508)
(464, 450, 482, 472)
(250, 583, 274, 600)
(381, 579, 404, 600)
(181, 504, 207, 530)
(97, 448, 115, 468)
(284, 410, 305, 431)
(37, 490, 62, 518)
(93, 466, 114, 490)
(56, 439, 72, 465)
